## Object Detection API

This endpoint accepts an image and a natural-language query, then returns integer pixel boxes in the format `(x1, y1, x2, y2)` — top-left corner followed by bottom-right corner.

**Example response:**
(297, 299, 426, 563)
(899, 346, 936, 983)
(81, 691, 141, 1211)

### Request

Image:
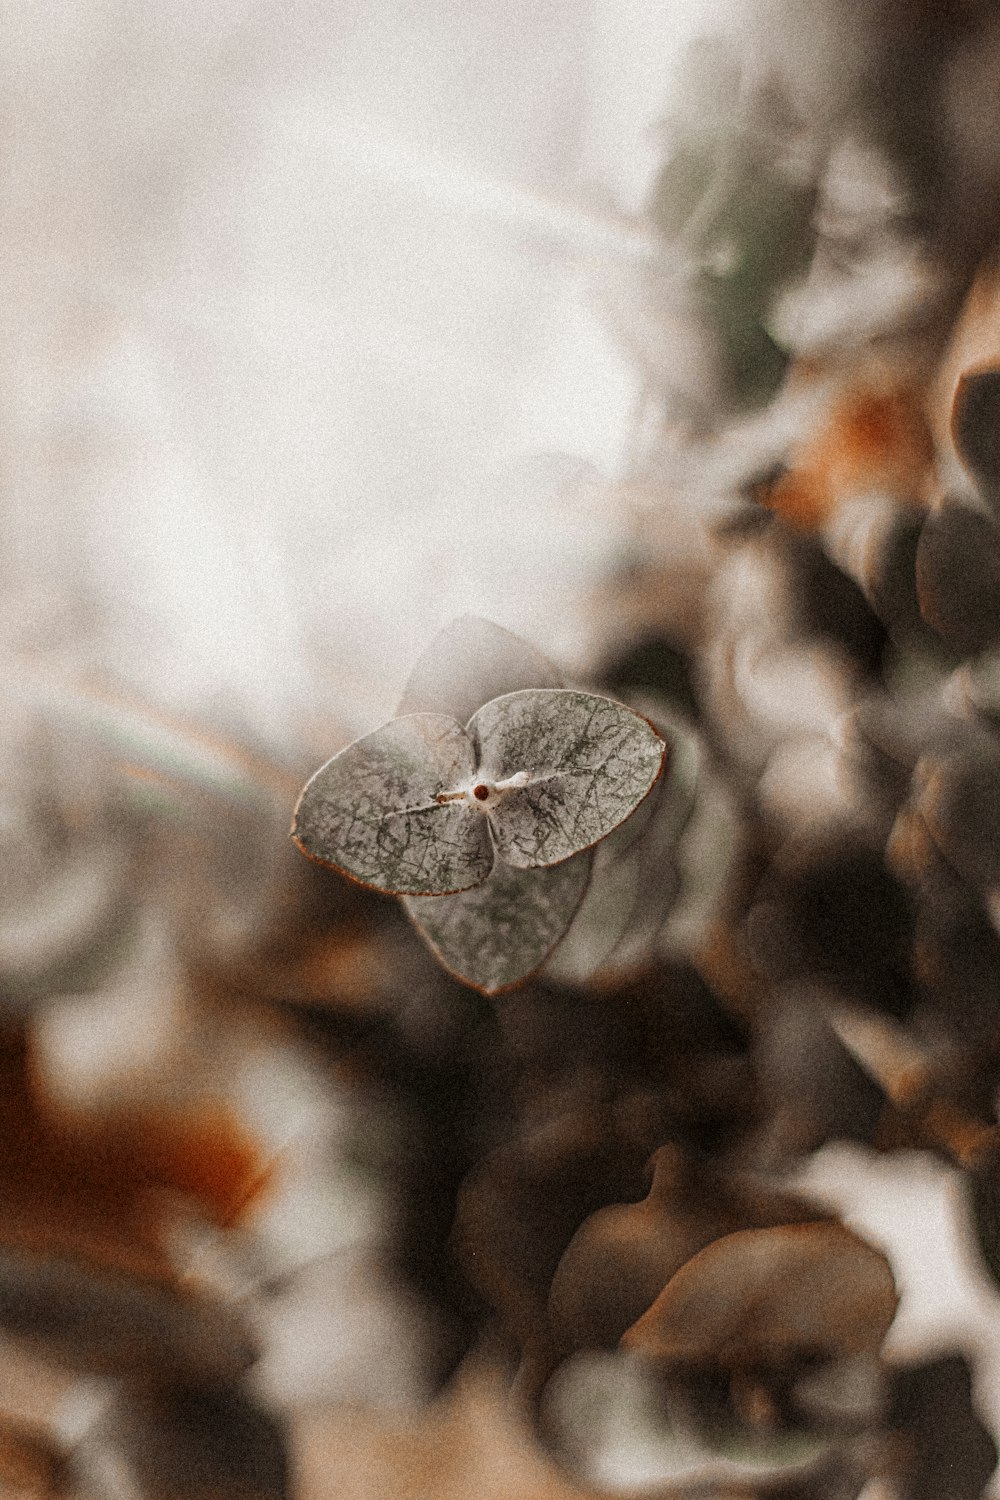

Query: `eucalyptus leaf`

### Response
(292, 713, 493, 895)
(471, 690, 667, 869)
(404, 852, 590, 993)
(397, 615, 563, 723)
(621, 1222, 898, 1369)
(544, 702, 698, 985)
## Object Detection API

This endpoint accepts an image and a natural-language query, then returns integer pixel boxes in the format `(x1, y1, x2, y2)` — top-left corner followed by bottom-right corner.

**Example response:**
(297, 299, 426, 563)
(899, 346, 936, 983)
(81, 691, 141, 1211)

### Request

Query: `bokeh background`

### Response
(7, 2, 1000, 1496)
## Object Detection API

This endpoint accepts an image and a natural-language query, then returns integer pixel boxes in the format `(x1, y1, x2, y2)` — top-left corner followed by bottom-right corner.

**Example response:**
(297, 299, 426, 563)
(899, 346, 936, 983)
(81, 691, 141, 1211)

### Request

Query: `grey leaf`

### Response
(547, 702, 699, 984)
(470, 690, 667, 869)
(397, 615, 563, 723)
(404, 853, 590, 993)
(292, 714, 493, 896)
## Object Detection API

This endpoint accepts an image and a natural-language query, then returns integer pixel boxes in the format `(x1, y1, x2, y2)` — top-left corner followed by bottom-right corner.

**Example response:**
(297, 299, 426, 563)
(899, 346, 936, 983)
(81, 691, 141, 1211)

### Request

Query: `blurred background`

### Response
(0, 0, 729, 742)
(8, 2, 1000, 1497)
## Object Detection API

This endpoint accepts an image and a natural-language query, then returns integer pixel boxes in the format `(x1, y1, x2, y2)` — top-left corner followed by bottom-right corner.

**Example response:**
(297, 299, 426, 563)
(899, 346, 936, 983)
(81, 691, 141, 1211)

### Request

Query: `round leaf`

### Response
(470, 690, 667, 869)
(291, 714, 493, 896)
(397, 615, 563, 723)
(621, 1221, 898, 1370)
(404, 852, 590, 993)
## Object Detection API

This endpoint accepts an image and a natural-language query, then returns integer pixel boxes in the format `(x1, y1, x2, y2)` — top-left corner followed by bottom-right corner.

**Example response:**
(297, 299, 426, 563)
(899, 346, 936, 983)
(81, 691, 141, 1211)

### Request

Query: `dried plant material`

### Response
(470, 692, 666, 871)
(547, 1149, 727, 1356)
(294, 690, 664, 897)
(549, 1146, 833, 1363)
(620, 1221, 898, 1370)
(544, 697, 702, 986)
(397, 616, 563, 724)
(292, 714, 493, 896)
(404, 855, 590, 995)
(0, 1030, 267, 1285)
(293, 627, 669, 990)
(763, 381, 934, 529)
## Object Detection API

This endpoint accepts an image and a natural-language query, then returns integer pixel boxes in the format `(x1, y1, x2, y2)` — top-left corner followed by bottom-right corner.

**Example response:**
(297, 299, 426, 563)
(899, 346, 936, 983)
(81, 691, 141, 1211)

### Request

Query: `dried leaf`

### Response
(621, 1221, 898, 1369)
(292, 714, 493, 896)
(471, 691, 666, 869)
(548, 1148, 827, 1357)
(543, 695, 699, 984)
(404, 854, 590, 994)
(397, 616, 563, 723)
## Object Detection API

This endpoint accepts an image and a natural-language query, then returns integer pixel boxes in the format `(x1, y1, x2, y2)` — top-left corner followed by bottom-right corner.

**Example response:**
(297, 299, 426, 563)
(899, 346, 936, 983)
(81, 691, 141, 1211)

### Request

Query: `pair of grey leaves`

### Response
(292, 688, 667, 897)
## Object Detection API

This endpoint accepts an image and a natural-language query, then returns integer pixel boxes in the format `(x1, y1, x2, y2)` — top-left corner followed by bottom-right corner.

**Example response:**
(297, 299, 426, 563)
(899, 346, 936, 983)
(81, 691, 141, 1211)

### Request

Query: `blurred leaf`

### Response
(649, 48, 817, 412)
(621, 1221, 898, 1369)
(292, 714, 493, 896)
(0, 838, 139, 1013)
(916, 500, 1000, 655)
(75, 1382, 288, 1500)
(0, 1028, 268, 1287)
(405, 853, 590, 994)
(952, 367, 1000, 503)
(397, 615, 563, 723)
(547, 1148, 725, 1357)
(548, 1147, 829, 1359)
(472, 690, 666, 869)
(0, 1245, 257, 1383)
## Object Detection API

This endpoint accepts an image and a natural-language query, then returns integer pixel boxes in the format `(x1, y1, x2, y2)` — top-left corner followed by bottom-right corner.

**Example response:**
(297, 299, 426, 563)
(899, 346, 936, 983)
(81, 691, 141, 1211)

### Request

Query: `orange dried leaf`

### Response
(765, 382, 934, 530)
